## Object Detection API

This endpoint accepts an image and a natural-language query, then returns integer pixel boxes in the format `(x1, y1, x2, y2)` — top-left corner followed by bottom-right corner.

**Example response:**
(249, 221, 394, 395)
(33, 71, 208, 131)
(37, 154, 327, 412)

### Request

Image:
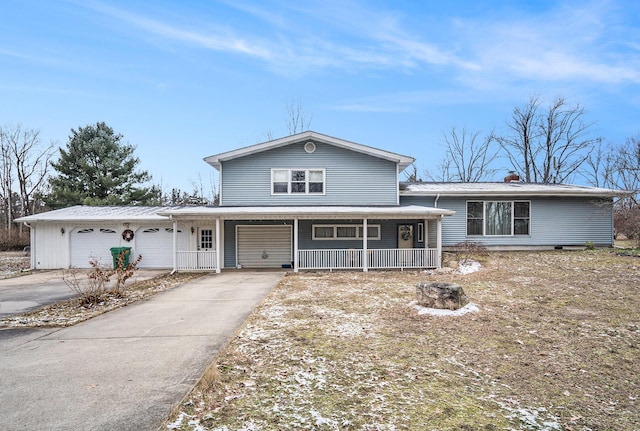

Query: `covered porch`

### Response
(158, 206, 455, 272)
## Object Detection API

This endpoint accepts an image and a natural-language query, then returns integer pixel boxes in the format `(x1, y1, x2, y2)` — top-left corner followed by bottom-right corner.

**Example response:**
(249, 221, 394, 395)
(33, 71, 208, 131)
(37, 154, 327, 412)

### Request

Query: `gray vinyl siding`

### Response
(434, 196, 614, 247)
(220, 141, 398, 206)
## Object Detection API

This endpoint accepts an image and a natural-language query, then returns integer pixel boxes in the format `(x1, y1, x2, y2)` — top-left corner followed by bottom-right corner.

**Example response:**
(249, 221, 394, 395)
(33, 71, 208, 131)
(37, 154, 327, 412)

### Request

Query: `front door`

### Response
(398, 224, 414, 248)
(198, 228, 213, 251)
(198, 228, 215, 269)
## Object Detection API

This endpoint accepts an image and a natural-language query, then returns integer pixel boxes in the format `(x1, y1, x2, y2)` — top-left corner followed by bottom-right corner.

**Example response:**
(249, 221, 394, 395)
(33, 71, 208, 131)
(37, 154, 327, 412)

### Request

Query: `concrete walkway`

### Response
(0, 271, 284, 431)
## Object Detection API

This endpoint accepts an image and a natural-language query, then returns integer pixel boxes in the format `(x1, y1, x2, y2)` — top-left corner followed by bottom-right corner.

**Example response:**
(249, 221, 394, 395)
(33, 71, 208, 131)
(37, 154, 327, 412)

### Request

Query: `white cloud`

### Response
(78, 0, 640, 85)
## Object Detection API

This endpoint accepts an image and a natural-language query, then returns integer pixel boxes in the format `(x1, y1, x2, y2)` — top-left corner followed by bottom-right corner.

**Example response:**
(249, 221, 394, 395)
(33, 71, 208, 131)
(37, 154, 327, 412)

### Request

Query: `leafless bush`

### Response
(0, 228, 30, 251)
(615, 205, 640, 247)
(450, 241, 489, 265)
(63, 252, 142, 307)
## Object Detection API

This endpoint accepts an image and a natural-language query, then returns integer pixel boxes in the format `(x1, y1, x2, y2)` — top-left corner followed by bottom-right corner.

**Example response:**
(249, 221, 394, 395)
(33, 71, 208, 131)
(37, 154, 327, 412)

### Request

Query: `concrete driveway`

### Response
(0, 271, 284, 431)
(0, 269, 166, 318)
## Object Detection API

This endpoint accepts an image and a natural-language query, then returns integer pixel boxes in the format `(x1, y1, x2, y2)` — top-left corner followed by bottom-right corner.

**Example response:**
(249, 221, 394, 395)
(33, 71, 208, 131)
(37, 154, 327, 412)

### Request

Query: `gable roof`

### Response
(401, 182, 623, 198)
(204, 131, 415, 172)
(15, 206, 176, 223)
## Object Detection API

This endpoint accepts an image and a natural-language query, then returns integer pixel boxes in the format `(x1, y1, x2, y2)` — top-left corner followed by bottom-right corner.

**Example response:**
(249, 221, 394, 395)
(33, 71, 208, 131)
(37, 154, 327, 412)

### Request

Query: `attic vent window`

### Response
(304, 141, 316, 153)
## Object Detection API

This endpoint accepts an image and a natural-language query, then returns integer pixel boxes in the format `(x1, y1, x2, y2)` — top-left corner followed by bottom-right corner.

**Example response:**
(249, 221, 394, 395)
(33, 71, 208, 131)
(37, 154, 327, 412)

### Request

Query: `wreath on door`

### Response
(122, 229, 134, 242)
(401, 226, 412, 241)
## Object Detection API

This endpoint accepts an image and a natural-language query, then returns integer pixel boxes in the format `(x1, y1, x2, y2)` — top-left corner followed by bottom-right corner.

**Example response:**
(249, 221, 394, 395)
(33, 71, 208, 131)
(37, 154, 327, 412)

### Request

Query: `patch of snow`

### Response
(413, 302, 480, 316)
(458, 260, 481, 275)
(310, 409, 337, 427)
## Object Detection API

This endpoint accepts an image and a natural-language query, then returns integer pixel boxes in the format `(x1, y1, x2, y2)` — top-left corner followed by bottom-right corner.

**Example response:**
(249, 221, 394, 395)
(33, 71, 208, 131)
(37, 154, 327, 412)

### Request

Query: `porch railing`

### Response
(298, 249, 363, 270)
(176, 251, 217, 271)
(368, 248, 438, 269)
(298, 248, 438, 270)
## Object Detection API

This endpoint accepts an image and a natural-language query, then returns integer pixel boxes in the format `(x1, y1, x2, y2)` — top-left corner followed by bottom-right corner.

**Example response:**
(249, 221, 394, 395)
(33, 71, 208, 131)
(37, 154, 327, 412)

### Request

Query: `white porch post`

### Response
(436, 216, 443, 268)
(424, 218, 429, 268)
(362, 218, 368, 272)
(424, 219, 429, 247)
(172, 218, 177, 272)
(293, 218, 299, 272)
(215, 218, 221, 273)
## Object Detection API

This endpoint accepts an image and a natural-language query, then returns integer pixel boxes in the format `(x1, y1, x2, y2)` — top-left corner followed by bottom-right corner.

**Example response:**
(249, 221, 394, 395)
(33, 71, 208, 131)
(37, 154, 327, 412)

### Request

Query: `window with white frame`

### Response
(312, 224, 380, 240)
(272, 169, 325, 194)
(467, 201, 530, 236)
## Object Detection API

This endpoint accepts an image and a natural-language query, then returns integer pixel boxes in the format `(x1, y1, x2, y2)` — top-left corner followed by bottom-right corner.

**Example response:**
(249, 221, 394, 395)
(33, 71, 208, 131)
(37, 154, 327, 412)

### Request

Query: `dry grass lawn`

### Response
(167, 251, 639, 431)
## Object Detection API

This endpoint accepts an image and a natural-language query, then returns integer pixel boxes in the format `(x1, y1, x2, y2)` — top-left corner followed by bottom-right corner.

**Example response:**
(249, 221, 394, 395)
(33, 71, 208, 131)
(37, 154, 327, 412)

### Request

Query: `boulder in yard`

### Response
(416, 282, 469, 310)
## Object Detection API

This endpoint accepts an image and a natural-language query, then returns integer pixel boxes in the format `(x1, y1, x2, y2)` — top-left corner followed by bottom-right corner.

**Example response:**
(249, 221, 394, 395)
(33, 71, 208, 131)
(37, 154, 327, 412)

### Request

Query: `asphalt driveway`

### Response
(0, 271, 284, 431)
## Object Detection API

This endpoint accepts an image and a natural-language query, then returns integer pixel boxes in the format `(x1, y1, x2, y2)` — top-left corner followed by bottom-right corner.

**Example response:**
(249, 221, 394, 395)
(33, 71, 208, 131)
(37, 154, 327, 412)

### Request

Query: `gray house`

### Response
(16, 131, 618, 271)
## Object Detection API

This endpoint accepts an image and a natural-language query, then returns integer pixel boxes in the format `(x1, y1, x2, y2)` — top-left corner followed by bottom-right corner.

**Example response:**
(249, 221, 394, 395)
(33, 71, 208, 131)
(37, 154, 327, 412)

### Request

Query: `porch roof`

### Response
(158, 205, 454, 220)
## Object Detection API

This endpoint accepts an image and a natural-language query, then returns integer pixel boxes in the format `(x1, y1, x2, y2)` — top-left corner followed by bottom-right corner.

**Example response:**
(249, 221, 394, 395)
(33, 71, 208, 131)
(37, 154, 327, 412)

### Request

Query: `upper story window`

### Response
(467, 201, 530, 236)
(272, 169, 325, 195)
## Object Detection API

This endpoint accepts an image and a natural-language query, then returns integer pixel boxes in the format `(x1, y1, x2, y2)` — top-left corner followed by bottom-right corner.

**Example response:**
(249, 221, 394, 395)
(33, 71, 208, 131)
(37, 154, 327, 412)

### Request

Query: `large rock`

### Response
(416, 282, 469, 310)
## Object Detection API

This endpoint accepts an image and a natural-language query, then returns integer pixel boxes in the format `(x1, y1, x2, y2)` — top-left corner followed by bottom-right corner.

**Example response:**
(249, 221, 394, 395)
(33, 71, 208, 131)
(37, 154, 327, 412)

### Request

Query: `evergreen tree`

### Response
(47, 122, 159, 208)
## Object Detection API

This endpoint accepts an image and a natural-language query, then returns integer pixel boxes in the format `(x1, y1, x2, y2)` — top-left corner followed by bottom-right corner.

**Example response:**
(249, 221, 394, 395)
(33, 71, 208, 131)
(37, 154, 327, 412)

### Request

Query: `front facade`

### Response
(16, 131, 618, 271)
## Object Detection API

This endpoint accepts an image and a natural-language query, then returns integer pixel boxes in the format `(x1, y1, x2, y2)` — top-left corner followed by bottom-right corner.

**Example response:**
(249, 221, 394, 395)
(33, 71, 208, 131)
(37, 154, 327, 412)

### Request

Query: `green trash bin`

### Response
(110, 247, 131, 269)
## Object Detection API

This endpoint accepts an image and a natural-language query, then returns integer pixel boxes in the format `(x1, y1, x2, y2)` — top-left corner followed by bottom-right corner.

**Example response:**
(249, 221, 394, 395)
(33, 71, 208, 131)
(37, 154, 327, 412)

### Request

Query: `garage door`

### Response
(70, 227, 120, 268)
(237, 225, 292, 268)
(135, 227, 188, 268)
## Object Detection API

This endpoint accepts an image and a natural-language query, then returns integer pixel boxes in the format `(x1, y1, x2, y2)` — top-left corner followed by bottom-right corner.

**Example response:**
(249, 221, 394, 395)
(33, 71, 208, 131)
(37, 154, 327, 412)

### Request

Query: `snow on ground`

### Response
(412, 302, 480, 316)
(458, 260, 481, 275)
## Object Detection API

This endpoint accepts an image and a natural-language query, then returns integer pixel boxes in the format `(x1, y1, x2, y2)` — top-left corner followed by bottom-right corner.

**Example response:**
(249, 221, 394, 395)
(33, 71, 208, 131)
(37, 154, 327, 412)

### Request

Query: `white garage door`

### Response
(70, 227, 121, 268)
(237, 225, 292, 268)
(135, 227, 188, 268)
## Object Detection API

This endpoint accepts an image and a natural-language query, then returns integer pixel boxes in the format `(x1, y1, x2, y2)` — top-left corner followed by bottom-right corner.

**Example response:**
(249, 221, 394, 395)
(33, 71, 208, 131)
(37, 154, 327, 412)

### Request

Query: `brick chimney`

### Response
(504, 172, 520, 182)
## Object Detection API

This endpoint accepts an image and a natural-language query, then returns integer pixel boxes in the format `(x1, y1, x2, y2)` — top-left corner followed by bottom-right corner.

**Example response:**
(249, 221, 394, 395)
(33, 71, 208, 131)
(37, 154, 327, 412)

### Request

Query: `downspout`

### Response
(434, 193, 440, 208)
(170, 215, 177, 274)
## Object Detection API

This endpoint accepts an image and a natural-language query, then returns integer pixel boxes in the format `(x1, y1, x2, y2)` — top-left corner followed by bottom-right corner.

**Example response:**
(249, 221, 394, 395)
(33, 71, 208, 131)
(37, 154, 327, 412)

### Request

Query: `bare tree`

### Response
(497, 96, 598, 183)
(585, 135, 640, 243)
(0, 125, 54, 231)
(285, 97, 312, 135)
(0, 142, 14, 230)
(441, 127, 498, 182)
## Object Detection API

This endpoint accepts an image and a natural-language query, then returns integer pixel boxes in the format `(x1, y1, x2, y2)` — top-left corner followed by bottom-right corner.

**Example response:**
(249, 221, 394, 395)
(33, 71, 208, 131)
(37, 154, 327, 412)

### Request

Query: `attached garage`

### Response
(135, 227, 188, 268)
(236, 225, 292, 268)
(70, 227, 121, 268)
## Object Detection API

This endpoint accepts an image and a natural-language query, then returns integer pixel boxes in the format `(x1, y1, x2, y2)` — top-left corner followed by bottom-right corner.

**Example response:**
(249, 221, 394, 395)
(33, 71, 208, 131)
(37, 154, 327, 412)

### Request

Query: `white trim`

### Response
(204, 131, 415, 172)
(218, 164, 223, 206)
(417, 222, 425, 243)
(362, 218, 368, 272)
(172, 219, 177, 272)
(271, 168, 326, 195)
(312, 224, 381, 240)
(215, 218, 221, 273)
(293, 218, 299, 272)
(466, 200, 531, 237)
(160, 205, 455, 220)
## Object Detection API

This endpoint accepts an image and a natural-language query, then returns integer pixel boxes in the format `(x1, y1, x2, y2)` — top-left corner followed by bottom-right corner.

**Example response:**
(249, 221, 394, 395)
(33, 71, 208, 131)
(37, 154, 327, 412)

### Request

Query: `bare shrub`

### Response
(450, 241, 489, 265)
(63, 252, 142, 307)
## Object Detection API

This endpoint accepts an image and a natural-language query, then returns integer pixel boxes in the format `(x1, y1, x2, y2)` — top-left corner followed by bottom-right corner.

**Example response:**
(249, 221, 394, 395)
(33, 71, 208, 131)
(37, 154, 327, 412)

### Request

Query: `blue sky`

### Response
(1, 0, 639, 194)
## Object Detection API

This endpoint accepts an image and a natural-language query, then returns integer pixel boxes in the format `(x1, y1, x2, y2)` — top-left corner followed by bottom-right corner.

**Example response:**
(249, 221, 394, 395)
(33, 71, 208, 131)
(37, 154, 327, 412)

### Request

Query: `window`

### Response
(200, 229, 213, 249)
(466, 202, 484, 236)
(467, 201, 530, 236)
(514, 202, 530, 235)
(312, 224, 380, 240)
(272, 169, 325, 195)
